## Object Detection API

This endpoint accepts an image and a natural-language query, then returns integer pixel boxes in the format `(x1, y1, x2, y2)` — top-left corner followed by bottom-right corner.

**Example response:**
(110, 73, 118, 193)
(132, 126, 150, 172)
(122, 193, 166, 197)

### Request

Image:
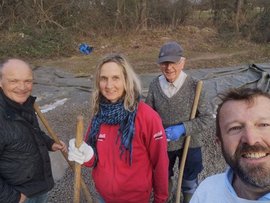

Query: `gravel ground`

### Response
(33, 67, 227, 203)
(39, 93, 99, 203)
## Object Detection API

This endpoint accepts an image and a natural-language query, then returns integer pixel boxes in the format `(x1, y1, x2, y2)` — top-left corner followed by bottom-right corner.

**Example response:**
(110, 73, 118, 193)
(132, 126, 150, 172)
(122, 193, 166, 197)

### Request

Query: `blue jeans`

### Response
(25, 192, 48, 203)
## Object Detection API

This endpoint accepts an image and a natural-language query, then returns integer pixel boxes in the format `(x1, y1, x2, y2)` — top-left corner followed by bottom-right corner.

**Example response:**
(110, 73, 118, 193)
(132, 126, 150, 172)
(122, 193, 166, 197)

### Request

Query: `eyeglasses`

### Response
(159, 57, 185, 68)
(159, 62, 174, 68)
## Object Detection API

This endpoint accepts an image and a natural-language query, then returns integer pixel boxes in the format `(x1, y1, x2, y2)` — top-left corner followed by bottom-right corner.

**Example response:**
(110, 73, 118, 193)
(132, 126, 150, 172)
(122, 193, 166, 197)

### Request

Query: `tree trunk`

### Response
(136, 0, 147, 30)
(114, 0, 125, 31)
(141, 0, 147, 30)
(235, 0, 242, 33)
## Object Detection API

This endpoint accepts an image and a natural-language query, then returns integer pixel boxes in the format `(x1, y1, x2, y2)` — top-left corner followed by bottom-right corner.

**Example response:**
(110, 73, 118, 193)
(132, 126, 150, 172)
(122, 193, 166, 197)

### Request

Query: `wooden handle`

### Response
(34, 104, 93, 203)
(75, 115, 84, 148)
(34, 103, 61, 144)
(175, 80, 203, 203)
(190, 81, 203, 120)
(73, 115, 84, 203)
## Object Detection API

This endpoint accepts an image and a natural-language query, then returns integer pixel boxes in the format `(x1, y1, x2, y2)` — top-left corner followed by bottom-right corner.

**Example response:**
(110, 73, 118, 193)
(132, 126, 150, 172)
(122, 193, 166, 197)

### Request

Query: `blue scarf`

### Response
(87, 99, 138, 165)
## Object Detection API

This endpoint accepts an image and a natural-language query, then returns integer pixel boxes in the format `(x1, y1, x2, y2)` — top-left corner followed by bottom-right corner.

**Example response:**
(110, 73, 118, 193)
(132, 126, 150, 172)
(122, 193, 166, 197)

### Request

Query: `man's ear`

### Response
(215, 137, 221, 145)
(179, 57, 186, 70)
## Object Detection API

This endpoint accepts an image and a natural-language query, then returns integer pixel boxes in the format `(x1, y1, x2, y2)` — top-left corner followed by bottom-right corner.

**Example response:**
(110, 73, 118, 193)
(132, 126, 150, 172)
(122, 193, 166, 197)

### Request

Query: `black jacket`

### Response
(0, 90, 55, 203)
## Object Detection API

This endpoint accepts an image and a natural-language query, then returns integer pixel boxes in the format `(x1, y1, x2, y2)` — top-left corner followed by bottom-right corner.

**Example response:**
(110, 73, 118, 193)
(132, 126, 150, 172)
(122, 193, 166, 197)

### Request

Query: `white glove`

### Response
(68, 138, 94, 164)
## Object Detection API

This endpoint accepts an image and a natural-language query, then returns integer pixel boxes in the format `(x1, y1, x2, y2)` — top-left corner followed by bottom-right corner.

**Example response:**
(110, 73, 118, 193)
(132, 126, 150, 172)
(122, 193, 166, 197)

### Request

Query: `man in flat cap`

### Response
(146, 41, 212, 203)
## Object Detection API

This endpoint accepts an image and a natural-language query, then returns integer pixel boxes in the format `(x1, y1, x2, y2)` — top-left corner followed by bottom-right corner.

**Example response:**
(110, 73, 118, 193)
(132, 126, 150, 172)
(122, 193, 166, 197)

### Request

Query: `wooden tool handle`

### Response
(34, 104, 93, 202)
(175, 80, 203, 203)
(73, 115, 84, 203)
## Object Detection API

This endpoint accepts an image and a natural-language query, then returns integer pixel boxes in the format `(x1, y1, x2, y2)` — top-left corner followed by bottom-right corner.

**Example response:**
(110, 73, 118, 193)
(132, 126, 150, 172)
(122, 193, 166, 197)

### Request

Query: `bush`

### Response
(0, 27, 75, 59)
(250, 8, 270, 42)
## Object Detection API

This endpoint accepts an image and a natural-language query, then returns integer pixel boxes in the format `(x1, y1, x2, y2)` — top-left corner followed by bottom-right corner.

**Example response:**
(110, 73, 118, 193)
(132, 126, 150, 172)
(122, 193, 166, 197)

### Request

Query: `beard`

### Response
(221, 143, 270, 189)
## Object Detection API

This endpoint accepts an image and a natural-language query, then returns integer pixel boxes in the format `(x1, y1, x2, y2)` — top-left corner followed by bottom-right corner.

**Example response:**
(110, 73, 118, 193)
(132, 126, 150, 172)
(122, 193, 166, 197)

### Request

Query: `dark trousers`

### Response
(168, 147, 203, 193)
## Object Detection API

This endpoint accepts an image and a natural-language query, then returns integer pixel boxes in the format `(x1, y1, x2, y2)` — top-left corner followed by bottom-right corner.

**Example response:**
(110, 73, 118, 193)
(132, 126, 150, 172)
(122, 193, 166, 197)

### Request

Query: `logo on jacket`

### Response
(98, 134, 106, 141)
(153, 131, 163, 140)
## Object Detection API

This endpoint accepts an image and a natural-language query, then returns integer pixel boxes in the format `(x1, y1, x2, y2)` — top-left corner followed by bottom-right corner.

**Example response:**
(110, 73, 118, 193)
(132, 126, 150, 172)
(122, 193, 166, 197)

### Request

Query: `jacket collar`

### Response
(0, 89, 36, 121)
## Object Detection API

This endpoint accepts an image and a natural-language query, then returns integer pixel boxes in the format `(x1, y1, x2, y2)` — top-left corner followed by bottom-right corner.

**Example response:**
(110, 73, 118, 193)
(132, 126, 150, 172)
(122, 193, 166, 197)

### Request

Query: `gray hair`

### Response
(0, 59, 9, 79)
(0, 58, 33, 82)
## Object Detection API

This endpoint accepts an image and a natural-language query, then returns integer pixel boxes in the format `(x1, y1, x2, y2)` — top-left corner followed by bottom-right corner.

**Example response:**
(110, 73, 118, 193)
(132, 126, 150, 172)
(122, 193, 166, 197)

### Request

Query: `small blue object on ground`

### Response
(79, 43, 93, 55)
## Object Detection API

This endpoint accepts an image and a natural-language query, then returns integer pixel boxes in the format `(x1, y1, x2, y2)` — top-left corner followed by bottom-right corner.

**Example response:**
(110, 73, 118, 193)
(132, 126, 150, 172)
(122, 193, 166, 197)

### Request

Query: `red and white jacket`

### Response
(84, 101, 168, 203)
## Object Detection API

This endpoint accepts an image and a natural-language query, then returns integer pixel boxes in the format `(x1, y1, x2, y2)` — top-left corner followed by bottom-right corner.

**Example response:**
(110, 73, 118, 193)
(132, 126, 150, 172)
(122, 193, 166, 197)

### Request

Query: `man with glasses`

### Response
(146, 41, 212, 203)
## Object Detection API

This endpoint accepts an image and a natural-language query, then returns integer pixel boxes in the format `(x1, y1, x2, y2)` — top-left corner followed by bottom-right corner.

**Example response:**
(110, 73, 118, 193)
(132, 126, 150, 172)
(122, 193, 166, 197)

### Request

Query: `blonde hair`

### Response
(91, 53, 141, 117)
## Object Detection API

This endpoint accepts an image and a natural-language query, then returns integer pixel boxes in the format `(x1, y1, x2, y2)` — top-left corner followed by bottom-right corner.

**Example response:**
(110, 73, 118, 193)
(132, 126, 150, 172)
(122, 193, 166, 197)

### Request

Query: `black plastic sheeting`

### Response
(187, 63, 270, 117)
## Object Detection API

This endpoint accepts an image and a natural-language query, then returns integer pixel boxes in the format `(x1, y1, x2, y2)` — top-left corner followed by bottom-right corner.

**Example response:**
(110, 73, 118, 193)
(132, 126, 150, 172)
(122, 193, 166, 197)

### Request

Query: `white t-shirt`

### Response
(190, 168, 270, 203)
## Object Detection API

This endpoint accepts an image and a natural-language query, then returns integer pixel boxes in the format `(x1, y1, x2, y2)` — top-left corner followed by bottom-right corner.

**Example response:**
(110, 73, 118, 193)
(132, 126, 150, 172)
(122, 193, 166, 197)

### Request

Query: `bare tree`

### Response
(114, 0, 126, 30)
(235, 0, 242, 33)
(135, 0, 147, 30)
(171, 0, 191, 28)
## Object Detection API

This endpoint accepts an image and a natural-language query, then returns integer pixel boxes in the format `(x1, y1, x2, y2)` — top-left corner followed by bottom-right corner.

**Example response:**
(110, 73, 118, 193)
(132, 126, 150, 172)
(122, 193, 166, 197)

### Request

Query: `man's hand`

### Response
(68, 139, 94, 164)
(19, 193, 27, 203)
(165, 123, 186, 141)
(52, 140, 67, 152)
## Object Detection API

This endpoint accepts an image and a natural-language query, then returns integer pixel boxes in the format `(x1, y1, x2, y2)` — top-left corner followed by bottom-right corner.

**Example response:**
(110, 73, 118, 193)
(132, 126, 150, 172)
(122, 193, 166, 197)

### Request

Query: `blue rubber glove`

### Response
(79, 43, 93, 55)
(165, 123, 186, 141)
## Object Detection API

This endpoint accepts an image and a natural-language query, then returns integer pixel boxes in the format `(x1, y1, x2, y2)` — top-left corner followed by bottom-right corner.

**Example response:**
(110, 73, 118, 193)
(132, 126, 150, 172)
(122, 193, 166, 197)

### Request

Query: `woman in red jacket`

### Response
(68, 54, 168, 203)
